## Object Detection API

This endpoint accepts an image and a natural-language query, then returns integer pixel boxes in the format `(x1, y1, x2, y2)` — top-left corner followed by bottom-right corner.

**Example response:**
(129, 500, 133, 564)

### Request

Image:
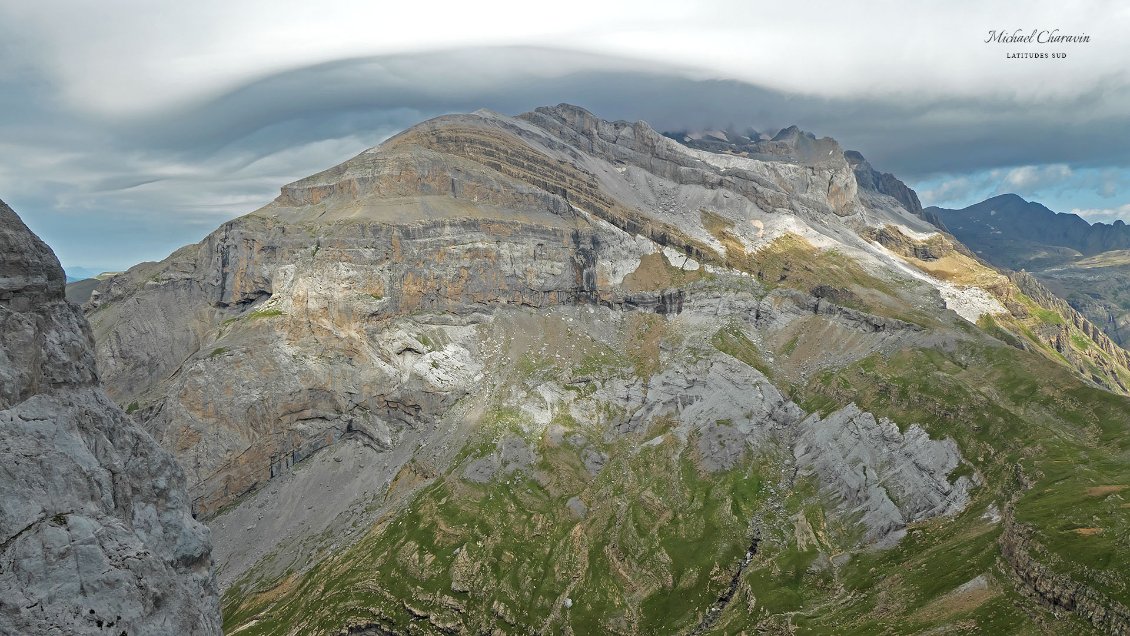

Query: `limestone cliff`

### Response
(0, 199, 220, 635)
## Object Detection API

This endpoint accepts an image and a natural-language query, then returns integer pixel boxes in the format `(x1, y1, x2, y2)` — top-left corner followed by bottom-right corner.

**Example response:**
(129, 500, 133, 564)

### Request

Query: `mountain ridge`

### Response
(662, 125, 943, 228)
(931, 193, 1130, 348)
(929, 193, 1130, 264)
(78, 105, 1130, 635)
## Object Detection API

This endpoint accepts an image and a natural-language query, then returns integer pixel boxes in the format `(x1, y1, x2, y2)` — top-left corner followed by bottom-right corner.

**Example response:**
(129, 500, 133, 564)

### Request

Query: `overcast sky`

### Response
(2, 0, 1129, 273)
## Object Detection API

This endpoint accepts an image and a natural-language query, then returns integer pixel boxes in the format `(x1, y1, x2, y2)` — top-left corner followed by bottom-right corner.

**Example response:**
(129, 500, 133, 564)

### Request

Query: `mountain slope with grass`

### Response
(931, 195, 1130, 348)
(83, 105, 1130, 635)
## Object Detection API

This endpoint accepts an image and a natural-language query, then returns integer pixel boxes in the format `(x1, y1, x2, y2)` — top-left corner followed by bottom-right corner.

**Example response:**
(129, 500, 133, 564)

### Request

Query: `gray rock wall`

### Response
(0, 199, 220, 635)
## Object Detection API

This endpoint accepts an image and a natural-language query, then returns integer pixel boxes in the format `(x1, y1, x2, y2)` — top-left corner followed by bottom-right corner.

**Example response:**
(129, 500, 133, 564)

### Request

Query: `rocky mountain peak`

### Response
(0, 199, 66, 311)
(0, 199, 97, 405)
(771, 124, 802, 140)
(531, 102, 608, 133)
(66, 105, 1130, 635)
(931, 194, 1130, 257)
(666, 121, 847, 168)
(843, 149, 941, 228)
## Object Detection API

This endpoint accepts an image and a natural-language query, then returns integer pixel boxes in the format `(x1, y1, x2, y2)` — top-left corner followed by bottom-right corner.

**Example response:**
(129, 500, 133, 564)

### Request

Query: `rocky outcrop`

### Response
(845, 150, 944, 229)
(0, 199, 220, 634)
(1009, 271, 1130, 374)
(794, 405, 973, 546)
(84, 212, 661, 516)
(653, 118, 861, 217)
(1000, 509, 1130, 635)
(861, 224, 956, 261)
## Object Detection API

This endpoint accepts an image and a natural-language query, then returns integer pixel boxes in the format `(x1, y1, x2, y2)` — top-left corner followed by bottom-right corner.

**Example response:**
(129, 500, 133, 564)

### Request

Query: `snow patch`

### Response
(865, 242, 1007, 323)
(936, 283, 1007, 323)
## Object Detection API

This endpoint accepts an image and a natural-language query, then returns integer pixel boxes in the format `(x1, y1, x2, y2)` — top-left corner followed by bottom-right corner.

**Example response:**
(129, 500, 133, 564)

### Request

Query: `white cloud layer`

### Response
(1072, 204, 1130, 224)
(917, 165, 1130, 216)
(1003, 164, 1073, 190)
(2, 1, 1129, 117)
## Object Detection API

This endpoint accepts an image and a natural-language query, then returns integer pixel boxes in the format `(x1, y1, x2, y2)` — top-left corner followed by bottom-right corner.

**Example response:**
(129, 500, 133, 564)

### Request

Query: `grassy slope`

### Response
(224, 340, 1129, 635)
(223, 414, 786, 634)
(798, 344, 1130, 620)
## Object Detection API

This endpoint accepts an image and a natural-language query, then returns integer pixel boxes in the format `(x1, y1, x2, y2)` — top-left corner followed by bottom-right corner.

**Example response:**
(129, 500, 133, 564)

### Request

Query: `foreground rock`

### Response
(0, 199, 220, 635)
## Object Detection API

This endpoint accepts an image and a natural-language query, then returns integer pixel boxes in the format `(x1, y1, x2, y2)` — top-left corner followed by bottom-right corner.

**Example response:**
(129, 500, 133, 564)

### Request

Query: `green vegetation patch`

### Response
(711, 324, 772, 377)
(621, 251, 705, 292)
(223, 420, 779, 635)
(248, 308, 284, 320)
(797, 341, 1130, 608)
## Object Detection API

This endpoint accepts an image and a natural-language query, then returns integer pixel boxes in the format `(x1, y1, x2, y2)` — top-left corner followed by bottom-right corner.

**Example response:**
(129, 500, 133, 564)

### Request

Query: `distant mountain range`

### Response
(64, 265, 112, 282)
(929, 194, 1130, 345)
(928, 194, 1130, 270)
(65, 270, 122, 304)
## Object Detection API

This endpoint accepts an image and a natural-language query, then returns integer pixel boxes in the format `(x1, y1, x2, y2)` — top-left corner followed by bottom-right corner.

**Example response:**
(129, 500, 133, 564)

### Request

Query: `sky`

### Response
(1, 1, 1129, 274)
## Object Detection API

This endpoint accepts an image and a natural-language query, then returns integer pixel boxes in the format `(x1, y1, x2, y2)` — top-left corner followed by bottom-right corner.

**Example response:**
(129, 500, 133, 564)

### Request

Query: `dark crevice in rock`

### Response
(690, 529, 761, 635)
(0, 514, 49, 569)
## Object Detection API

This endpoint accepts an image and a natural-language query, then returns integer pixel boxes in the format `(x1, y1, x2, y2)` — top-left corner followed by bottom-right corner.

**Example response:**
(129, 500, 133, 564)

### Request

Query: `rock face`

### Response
(662, 128, 939, 227)
(0, 199, 220, 635)
(844, 150, 944, 229)
(85, 104, 923, 520)
(1000, 513, 1130, 636)
(794, 404, 973, 547)
(1009, 271, 1130, 371)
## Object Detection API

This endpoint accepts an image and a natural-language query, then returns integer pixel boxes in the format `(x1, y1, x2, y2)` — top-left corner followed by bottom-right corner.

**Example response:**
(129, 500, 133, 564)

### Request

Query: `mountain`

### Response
(66, 271, 121, 305)
(0, 199, 221, 634)
(83, 105, 1130, 634)
(931, 194, 1130, 347)
(65, 266, 113, 282)
(663, 128, 944, 228)
(64, 277, 101, 303)
(930, 194, 1130, 268)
